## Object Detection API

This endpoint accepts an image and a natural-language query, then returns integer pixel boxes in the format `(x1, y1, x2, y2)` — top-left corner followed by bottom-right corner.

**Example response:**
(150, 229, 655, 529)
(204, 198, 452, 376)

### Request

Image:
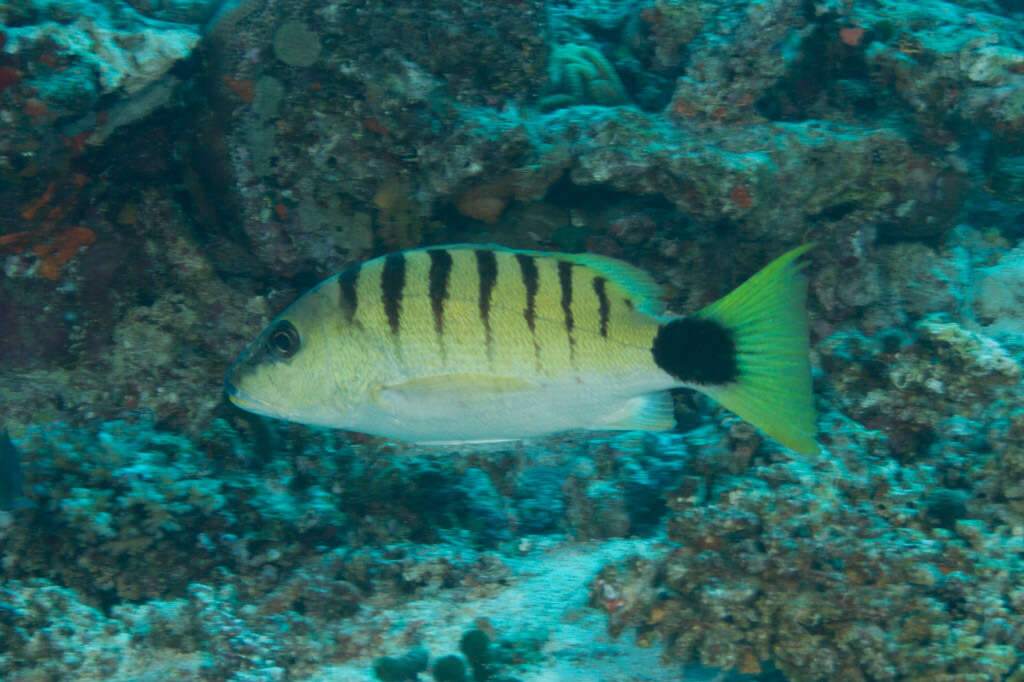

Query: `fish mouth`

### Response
(223, 380, 281, 418)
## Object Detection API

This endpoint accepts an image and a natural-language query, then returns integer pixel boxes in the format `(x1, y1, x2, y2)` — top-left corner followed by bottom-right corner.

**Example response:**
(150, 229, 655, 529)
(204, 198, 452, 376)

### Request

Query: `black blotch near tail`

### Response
(652, 317, 738, 385)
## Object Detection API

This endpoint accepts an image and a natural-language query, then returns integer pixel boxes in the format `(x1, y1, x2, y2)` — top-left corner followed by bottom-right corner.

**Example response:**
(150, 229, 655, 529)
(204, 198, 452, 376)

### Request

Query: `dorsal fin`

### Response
(560, 252, 664, 314)
(422, 244, 664, 314)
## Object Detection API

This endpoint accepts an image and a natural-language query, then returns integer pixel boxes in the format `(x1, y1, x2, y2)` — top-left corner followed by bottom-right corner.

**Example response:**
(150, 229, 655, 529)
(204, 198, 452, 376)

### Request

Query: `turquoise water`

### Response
(1, 0, 1024, 680)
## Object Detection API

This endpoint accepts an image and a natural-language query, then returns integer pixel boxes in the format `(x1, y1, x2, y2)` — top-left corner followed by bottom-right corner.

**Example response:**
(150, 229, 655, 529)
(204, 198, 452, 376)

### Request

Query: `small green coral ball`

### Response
(431, 655, 467, 682)
(372, 648, 428, 681)
(273, 21, 321, 67)
(459, 629, 491, 665)
(372, 657, 406, 681)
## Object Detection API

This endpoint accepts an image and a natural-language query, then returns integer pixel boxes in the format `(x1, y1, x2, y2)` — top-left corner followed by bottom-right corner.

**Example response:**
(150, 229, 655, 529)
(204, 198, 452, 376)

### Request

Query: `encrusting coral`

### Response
(539, 43, 630, 111)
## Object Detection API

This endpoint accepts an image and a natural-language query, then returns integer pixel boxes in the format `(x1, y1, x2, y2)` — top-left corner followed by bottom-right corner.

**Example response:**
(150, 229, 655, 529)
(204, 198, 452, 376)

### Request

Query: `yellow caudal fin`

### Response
(659, 245, 818, 454)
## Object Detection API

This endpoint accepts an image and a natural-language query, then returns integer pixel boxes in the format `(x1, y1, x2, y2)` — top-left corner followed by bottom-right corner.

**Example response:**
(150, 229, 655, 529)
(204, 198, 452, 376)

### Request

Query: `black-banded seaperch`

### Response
(224, 244, 817, 453)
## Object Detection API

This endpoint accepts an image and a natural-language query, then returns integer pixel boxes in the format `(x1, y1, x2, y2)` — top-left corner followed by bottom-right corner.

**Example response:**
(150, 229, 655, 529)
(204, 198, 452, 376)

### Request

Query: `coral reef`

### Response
(591, 405, 1024, 680)
(0, 0, 203, 187)
(2, 0, 1024, 679)
(0, 416, 691, 679)
(587, 231, 1024, 679)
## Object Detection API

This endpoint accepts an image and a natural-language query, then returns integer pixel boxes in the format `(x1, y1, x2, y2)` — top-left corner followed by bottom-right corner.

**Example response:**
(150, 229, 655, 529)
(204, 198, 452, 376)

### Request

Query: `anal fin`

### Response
(589, 392, 675, 432)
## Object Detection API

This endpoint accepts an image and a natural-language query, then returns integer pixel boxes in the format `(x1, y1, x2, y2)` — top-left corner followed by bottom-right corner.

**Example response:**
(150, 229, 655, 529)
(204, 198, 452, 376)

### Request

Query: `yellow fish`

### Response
(225, 244, 818, 453)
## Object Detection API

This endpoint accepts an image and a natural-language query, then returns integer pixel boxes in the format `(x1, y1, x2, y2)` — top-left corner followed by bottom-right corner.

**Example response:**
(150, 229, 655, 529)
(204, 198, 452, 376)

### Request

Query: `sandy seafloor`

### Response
(312, 539, 683, 682)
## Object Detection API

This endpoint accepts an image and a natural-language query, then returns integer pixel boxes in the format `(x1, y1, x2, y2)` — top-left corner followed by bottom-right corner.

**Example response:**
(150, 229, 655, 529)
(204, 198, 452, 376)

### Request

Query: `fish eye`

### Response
(267, 321, 300, 359)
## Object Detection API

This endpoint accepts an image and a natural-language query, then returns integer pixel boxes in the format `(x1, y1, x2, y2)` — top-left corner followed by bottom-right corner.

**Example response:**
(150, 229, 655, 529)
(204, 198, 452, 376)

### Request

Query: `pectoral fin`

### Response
(380, 374, 537, 405)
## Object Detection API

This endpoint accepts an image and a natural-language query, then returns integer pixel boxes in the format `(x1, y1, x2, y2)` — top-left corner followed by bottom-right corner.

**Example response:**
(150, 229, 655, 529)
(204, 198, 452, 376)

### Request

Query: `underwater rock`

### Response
(610, 433, 689, 534)
(0, 4, 213, 391)
(1, 419, 692, 611)
(877, 242, 962, 320)
(1, 3, 200, 97)
(819, 314, 1021, 461)
(0, 0, 202, 179)
(918, 319, 1021, 380)
(512, 466, 566, 534)
(13, 0, 964, 300)
(0, 580, 139, 679)
(852, 0, 1024, 140)
(1, 535, 683, 680)
(198, 0, 961, 280)
(456, 467, 510, 547)
(213, 66, 964, 277)
(972, 245, 1024, 334)
(665, 0, 810, 124)
(1, 419, 346, 602)
(990, 155, 1024, 204)
(591, 424, 1024, 680)
(202, 0, 545, 277)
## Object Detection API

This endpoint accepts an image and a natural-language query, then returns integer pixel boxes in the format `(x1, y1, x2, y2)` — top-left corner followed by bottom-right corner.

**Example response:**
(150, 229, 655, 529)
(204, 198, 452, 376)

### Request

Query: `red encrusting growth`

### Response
(0, 230, 34, 250)
(22, 98, 50, 124)
(221, 76, 255, 103)
(3, 177, 98, 280)
(840, 26, 865, 47)
(0, 65, 20, 92)
(64, 129, 92, 157)
(33, 226, 96, 280)
(20, 182, 56, 221)
(363, 117, 390, 136)
(729, 185, 753, 209)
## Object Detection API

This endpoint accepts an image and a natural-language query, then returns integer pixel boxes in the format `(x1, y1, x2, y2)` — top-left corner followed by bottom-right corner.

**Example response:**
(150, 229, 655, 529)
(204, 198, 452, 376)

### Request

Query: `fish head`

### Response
(224, 279, 365, 427)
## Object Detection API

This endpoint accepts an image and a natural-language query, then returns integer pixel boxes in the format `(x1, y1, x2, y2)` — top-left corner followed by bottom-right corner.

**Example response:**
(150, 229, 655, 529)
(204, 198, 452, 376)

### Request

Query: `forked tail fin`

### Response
(652, 245, 818, 454)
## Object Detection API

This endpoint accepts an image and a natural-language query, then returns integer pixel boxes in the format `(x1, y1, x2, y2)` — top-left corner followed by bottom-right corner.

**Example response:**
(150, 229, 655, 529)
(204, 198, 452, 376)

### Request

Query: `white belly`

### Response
(340, 373, 674, 443)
